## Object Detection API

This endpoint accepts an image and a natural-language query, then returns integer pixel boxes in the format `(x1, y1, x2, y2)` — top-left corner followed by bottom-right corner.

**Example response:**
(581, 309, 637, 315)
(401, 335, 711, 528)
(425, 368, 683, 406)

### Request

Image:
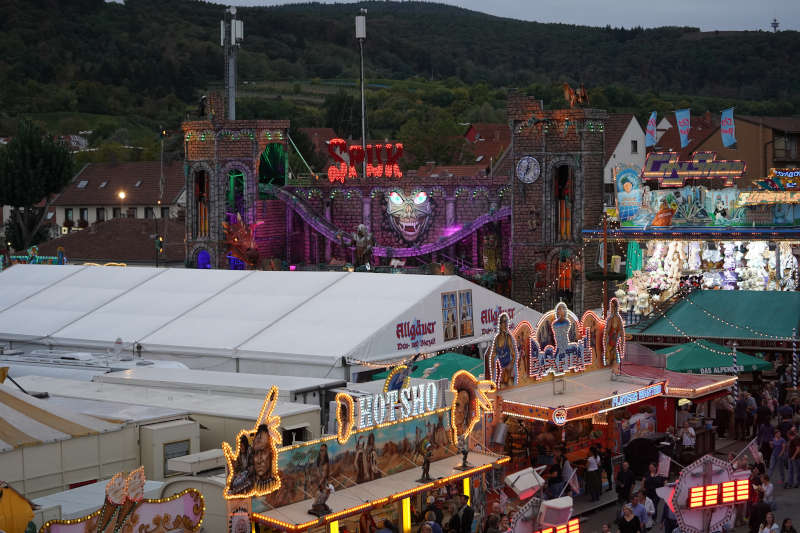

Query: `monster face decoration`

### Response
(386, 190, 433, 243)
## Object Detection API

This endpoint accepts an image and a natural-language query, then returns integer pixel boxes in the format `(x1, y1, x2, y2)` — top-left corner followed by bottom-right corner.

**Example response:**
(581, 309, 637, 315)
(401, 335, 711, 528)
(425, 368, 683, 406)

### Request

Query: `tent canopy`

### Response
(629, 290, 800, 341)
(657, 339, 772, 374)
(372, 352, 484, 381)
(0, 265, 542, 366)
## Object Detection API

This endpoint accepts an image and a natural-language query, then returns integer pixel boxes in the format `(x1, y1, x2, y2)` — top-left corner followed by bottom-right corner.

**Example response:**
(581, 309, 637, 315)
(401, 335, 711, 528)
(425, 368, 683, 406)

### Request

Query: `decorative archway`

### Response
(195, 248, 212, 269)
(258, 143, 287, 195)
(189, 162, 214, 240)
(544, 157, 576, 243)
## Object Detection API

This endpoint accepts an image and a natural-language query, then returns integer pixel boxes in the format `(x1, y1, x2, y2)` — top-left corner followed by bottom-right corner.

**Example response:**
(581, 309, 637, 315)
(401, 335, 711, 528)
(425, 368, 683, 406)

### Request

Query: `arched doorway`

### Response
(258, 143, 287, 197)
(196, 249, 211, 269)
(193, 169, 210, 239)
(225, 169, 246, 221)
(554, 164, 573, 241)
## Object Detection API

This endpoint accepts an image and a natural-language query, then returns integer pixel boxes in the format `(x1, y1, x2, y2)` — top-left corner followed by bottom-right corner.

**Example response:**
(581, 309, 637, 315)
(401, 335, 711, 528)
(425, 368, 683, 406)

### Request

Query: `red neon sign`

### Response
(327, 138, 403, 183)
(537, 518, 580, 533)
(687, 480, 748, 509)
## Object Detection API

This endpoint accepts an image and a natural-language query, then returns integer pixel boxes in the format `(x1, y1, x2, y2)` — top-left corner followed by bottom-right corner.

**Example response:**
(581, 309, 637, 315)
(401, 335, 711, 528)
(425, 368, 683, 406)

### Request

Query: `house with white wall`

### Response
(51, 161, 185, 232)
(603, 114, 646, 206)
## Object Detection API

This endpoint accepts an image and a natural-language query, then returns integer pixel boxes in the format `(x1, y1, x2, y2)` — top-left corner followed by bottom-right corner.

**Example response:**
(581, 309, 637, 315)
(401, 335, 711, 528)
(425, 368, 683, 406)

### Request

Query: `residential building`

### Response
(464, 122, 511, 172)
(603, 113, 646, 205)
(51, 161, 185, 231)
(37, 217, 186, 266)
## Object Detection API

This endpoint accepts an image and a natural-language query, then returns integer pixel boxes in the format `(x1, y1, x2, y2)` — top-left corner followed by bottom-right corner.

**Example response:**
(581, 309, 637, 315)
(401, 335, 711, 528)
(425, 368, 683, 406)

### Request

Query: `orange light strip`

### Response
(251, 459, 507, 531)
(704, 484, 719, 507)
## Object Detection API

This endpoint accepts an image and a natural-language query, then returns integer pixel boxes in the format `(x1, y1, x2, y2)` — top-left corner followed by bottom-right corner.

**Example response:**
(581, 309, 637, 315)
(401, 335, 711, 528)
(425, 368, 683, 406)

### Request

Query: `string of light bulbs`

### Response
(680, 293, 794, 341)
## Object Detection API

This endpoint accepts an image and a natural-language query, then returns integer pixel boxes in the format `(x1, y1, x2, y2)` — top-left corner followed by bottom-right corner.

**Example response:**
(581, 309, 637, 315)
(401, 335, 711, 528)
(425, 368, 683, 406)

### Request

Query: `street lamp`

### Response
(355, 9, 367, 178)
(118, 191, 126, 218)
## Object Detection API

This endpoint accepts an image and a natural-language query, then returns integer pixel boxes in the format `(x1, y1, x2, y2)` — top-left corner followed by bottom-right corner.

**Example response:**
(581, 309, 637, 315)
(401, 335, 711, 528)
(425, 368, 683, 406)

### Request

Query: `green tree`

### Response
(324, 90, 359, 139)
(0, 121, 74, 250)
(398, 110, 466, 168)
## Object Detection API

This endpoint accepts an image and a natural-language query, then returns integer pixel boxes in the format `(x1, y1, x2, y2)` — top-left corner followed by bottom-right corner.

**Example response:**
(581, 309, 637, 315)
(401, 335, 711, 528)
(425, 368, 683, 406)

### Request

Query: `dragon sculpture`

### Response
(222, 213, 260, 269)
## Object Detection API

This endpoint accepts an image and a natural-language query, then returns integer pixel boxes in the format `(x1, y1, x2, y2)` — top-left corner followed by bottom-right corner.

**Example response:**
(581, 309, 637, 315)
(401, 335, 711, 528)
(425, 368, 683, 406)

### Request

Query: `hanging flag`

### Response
(721, 107, 737, 148)
(645, 111, 658, 147)
(675, 109, 691, 148)
(561, 461, 581, 495)
(657, 452, 671, 478)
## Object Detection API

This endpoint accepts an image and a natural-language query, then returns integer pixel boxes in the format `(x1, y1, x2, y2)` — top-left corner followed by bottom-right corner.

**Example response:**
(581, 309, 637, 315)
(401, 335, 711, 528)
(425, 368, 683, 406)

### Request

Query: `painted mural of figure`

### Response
(354, 436, 366, 483)
(365, 433, 380, 481)
(529, 303, 585, 378)
(488, 313, 517, 388)
(604, 298, 625, 374)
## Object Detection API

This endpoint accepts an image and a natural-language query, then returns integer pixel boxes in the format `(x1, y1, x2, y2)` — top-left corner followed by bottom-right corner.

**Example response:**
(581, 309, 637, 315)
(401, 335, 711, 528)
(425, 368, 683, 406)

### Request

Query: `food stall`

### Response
(222, 372, 508, 533)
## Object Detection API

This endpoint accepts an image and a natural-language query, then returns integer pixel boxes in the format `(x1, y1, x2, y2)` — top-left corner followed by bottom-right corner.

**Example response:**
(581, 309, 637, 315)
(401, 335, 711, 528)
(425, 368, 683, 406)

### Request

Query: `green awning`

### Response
(373, 352, 484, 381)
(629, 290, 800, 341)
(657, 339, 772, 374)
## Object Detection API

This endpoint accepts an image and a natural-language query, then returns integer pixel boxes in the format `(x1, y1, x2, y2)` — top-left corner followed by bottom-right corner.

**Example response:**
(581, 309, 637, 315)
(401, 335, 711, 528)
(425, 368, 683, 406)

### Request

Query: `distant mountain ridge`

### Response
(0, 0, 798, 124)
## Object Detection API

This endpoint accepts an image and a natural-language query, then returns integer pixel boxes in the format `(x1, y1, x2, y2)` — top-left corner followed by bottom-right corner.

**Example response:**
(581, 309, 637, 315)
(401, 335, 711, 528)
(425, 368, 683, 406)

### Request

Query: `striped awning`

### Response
(0, 383, 121, 452)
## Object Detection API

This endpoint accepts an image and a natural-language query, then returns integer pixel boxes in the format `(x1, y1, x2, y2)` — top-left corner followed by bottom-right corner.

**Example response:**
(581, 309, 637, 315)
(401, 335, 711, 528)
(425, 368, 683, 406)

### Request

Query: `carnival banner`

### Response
(645, 111, 658, 147)
(721, 108, 737, 148)
(657, 451, 671, 478)
(675, 109, 691, 149)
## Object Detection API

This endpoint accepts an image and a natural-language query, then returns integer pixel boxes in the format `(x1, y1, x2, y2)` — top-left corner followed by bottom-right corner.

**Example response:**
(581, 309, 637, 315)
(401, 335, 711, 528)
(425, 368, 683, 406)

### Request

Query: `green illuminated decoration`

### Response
(258, 143, 287, 198)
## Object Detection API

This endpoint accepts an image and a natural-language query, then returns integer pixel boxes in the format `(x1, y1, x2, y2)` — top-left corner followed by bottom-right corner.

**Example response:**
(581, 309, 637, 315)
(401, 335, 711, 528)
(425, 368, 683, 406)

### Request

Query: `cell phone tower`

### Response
(221, 7, 243, 120)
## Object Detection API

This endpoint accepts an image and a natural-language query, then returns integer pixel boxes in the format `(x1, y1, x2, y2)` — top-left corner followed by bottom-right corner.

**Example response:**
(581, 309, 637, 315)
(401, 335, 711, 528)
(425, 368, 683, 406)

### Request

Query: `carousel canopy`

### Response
(629, 290, 800, 342)
(657, 339, 772, 374)
(0, 265, 542, 366)
(372, 351, 484, 381)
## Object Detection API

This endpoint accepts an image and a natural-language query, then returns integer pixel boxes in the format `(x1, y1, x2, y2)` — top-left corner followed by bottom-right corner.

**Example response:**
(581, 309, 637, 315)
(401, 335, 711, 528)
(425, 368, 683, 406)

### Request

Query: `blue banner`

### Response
(645, 111, 657, 147)
(721, 107, 737, 148)
(675, 108, 691, 149)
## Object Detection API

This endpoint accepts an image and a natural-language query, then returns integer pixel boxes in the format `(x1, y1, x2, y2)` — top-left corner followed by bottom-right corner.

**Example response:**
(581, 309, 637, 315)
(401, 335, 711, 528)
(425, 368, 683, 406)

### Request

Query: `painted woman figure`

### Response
(551, 303, 573, 372)
(229, 434, 254, 495)
(604, 298, 624, 374)
(489, 313, 517, 388)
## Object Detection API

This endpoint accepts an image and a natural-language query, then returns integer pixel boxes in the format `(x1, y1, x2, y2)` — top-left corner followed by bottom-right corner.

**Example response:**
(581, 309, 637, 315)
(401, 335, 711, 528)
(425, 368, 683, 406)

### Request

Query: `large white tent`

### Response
(0, 265, 542, 378)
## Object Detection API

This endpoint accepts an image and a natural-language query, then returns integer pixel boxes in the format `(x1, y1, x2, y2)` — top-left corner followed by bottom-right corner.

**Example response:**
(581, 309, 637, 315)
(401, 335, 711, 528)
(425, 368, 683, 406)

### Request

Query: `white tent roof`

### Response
(0, 265, 541, 365)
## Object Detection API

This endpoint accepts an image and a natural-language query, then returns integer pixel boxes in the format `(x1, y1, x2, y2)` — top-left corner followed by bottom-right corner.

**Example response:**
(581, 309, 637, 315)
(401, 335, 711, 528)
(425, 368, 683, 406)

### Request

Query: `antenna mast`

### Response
(221, 7, 243, 120)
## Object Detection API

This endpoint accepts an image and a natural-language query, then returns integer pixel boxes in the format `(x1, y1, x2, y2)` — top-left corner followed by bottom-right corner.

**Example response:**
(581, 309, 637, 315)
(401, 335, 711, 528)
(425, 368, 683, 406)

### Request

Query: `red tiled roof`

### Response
(299, 127, 338, 155)
(652, 112, 718, 157)
(53, 161, 185, 207)
(603, 113, 636, 164)
(464, 123, 510, 164)
(36, 217, 185, 264)
(737, 115, 800, 133)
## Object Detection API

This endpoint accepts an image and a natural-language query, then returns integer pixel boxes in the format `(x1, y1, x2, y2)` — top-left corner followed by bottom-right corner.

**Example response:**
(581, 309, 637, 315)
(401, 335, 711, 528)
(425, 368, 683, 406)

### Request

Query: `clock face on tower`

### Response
(516, 156, 540, 184)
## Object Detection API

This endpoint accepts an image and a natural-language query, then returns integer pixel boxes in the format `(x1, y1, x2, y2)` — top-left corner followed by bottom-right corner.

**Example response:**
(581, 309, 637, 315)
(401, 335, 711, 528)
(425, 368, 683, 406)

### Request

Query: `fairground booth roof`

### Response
(0, 265, 541, 368)
(628, 290, 800, 349)
(484, 299, 736, 427)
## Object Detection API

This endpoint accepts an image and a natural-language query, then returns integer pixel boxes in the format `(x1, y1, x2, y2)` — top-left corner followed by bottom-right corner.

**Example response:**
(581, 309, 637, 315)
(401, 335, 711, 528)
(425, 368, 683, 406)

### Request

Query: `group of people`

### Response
(609, 462, 664, 533)
(416, 493, 473, 533)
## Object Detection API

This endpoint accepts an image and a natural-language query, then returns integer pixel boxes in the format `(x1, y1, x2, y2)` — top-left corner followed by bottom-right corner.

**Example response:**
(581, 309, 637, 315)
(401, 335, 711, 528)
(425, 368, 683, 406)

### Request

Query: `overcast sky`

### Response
(214, 0, 799, 31)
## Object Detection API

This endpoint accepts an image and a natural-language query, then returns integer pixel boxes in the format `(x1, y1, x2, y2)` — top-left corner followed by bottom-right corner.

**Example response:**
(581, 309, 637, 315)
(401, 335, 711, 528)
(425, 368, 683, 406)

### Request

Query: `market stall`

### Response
(222, 372, 507, 533)
(657, 340, 771, 375)
(585, 162, 800, 321)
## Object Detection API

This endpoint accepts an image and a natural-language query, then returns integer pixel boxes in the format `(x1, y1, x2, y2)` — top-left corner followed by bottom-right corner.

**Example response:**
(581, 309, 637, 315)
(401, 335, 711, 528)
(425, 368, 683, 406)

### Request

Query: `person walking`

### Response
(616, 504, 641, 533)
(736, 394, 749, 440)
(769, 430, 787, 487)
(586, 446, 602, 502)
(788, 427, 800, 488)
(780, 518, 797, 533)
(616, 462, 635, 505)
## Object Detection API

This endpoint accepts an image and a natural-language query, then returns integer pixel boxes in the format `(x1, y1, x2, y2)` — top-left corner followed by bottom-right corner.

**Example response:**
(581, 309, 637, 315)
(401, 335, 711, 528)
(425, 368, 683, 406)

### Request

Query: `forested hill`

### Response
(1, 0, 798, 125)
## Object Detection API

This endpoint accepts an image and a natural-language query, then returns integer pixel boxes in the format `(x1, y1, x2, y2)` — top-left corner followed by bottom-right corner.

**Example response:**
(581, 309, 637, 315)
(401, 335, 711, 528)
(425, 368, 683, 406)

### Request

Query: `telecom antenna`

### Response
(221, 7, 243, 120)
(771, 18, 779, 32)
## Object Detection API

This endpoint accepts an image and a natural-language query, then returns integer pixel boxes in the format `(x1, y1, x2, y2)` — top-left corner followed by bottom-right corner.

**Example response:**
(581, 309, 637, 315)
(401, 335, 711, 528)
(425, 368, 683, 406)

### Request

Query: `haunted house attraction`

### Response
(182, 91, 606, 314)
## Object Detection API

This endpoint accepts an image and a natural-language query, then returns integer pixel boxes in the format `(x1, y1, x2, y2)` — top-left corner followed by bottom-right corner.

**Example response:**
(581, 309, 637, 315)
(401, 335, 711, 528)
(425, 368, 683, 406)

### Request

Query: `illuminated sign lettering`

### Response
(327, 138, 404, 183)
(641, 152, 746, 187)
(610, 383, 663, 408)
(357, 383, 438, 429)
(687, 480, 749, 509)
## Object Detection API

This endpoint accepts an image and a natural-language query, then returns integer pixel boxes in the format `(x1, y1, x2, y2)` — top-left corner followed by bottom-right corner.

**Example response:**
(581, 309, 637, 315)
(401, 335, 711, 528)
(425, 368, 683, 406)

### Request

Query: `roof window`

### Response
(134, 180, 142, 188)
(99, 180, 108, 188)
(77, 180, 88, 189)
